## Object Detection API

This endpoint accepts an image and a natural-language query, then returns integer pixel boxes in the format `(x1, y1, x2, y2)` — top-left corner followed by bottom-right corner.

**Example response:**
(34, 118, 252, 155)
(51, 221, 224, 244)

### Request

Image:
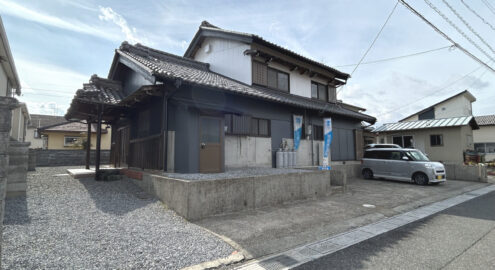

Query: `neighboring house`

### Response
(375, 90, 479, 164)
(26, 114, 66, 149)
(0, 16, 20, 97)
(65, 21, 376, 173)
(10, 102, 29, 142)
(474, 115, 495, 162)
(38, 121, 111, 150)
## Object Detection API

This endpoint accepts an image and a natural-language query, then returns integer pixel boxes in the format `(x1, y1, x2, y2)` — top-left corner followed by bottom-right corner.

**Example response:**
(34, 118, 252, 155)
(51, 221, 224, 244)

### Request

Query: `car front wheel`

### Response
(362, 169, 373, 180)
(413, 172, 429, 185)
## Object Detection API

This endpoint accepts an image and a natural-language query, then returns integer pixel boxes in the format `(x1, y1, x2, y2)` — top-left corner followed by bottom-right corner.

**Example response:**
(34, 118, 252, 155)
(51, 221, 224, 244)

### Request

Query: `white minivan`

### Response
(361, 148, 446, 185)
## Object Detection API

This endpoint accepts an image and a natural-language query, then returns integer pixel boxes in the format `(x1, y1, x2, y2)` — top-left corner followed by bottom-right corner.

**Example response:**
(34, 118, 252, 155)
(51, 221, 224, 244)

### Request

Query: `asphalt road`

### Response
(295, 190, 495, 270)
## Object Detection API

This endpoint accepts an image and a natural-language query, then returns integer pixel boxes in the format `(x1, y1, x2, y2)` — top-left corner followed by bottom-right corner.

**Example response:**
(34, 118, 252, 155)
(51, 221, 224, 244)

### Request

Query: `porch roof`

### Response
(65, 75, 125, 122)
(112, 42, 376, 124)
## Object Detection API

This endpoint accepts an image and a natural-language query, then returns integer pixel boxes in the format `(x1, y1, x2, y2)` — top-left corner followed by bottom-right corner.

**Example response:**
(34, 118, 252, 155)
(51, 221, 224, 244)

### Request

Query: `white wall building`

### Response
(474, 115, 495, 162)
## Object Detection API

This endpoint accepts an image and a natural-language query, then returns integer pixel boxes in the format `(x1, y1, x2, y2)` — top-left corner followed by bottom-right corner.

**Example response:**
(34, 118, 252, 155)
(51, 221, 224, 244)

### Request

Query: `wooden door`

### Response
(115, 126, 130, 167)
(199, 116, 223, 173)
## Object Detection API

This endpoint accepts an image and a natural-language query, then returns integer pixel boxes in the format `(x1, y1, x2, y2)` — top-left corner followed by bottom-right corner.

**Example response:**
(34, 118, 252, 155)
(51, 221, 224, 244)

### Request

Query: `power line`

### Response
(461, 0, 495, 32)
(337, 0, 399, 95)
(21, 92, 72, 98)
(481, 0, 495, 16)
(334, 45, 453, 67)
(375, 63, 488, 118)
(441, 0, 495, 55)
(424, 0, 494, 62)
(22, 87, 76, 94)
(399, 0, 495, 73)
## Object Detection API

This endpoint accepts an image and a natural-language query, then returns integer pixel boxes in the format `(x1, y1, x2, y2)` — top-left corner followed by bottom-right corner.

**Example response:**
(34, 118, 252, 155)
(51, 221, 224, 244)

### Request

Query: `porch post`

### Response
(162, 94, 168, 171)
(85, 118, 91, 170)
(95, 104, 103, 180)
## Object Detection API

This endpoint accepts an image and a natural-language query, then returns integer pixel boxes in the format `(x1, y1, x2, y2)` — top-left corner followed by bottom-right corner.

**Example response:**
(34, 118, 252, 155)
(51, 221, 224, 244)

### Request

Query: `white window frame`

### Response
(64, 136, 81, 147)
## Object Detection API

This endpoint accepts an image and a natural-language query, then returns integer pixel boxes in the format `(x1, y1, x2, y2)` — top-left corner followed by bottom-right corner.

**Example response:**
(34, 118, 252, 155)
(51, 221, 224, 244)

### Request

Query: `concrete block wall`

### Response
(129, 170, 331, 221)
(28, 148, 36, 171)
(444, 163, 488, 182)
(0, 96, 18, 265)
(7, 141, 29, 197)
(35, 149, 110, 167)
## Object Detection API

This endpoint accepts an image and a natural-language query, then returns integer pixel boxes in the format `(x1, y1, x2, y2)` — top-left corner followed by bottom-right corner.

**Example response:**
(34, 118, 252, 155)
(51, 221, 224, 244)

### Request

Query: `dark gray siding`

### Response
(112, 67, 363, 173)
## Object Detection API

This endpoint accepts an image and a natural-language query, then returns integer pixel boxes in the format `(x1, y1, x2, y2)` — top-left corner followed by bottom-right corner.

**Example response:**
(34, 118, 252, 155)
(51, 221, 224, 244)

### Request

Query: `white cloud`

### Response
(98, 6, 148, 44)
(0, 0, 120, 41)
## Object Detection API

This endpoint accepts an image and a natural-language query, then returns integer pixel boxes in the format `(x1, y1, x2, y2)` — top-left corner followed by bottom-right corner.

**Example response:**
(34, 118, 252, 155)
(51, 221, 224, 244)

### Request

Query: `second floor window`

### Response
(267, 67, 289, 92)
(311, 82, 327, 101)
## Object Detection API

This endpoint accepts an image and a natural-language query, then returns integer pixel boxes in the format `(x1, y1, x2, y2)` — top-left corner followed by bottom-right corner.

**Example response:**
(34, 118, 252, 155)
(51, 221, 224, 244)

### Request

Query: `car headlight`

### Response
(424, 164, 434, 168)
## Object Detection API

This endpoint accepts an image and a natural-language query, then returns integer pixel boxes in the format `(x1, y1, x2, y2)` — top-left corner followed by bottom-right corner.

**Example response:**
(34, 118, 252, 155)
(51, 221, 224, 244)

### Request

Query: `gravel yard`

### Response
(3, 166, 234, 269)
(163, 167, 308, 180)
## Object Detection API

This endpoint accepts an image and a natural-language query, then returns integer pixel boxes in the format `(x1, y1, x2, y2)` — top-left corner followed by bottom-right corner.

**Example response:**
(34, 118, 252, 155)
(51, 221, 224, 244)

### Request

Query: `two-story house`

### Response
(374, 90, 479, 164)
(65, 21, 376, 173)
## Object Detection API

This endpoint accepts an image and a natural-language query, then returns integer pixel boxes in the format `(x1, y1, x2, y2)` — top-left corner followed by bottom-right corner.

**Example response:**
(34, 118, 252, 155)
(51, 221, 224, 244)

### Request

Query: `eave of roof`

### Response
(398, 90, 476, 122)
(116, 43, 376, 124)
(374, 116, 478, 132)
(183, 21, 349, 80)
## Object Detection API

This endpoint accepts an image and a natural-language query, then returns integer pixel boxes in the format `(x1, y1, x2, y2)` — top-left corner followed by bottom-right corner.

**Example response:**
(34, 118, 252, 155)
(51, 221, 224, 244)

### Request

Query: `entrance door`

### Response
(115, 126, 130, 167)
(199, 116, 223, 173)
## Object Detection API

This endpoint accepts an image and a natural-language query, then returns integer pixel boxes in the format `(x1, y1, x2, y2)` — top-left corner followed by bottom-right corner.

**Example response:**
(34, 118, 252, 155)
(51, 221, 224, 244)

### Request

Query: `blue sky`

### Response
(2, 0, 494, 126)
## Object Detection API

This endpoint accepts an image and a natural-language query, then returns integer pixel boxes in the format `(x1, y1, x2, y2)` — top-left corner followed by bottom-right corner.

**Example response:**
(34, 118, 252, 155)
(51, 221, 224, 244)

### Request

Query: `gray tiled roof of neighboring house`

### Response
(117, 42, 376, 123)
(40, 121, 106, 133)
(29, 114, 66, 128)
(374, 116, 478, 132)
(475, 115, 495, 126)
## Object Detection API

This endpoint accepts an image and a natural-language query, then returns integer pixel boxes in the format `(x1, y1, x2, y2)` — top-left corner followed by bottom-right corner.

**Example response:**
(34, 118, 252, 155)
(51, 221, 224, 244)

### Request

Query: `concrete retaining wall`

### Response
(7, 141, 29, 197)
(35, 149, 110, 167)
(444, 163, 488, 182)
(129, 170, 332, 221)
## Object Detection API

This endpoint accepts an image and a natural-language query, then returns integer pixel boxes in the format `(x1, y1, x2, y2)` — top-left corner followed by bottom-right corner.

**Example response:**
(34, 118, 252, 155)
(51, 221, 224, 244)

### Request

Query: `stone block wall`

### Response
(0, 96, 18, 265)
(7, 141, 29, 197)
(35, 149, 111, 167)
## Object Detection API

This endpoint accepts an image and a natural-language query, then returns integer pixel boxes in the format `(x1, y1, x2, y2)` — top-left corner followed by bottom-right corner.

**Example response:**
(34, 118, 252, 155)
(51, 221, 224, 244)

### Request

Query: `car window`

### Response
(406, 151, 429, 161)
(390, 151, 402, 160)
(376, 151, 391, 160)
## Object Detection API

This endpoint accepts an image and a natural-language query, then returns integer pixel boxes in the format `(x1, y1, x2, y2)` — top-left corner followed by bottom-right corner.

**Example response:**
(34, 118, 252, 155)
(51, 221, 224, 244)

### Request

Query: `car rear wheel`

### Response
(413, 172, 429, 185)
(362, 169, 373, 179)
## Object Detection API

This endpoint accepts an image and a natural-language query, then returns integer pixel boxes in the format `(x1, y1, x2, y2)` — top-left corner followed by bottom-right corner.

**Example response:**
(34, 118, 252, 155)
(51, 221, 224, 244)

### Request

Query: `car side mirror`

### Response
(402, 156, 409, 161)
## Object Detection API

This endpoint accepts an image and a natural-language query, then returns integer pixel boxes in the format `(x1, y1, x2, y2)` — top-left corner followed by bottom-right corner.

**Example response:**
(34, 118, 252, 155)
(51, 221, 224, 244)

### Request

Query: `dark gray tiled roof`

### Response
(29, 114, 66, 128)
(118, 43, 376, 123)
(475, 115, 495, 126)
(74, 75, 124, 105)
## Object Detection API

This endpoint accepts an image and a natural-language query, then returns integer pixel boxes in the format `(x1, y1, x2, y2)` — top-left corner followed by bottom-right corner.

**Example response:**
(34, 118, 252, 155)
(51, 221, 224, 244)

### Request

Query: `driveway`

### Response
(197, 177, 489, 259)
(3, 167, 234, 269)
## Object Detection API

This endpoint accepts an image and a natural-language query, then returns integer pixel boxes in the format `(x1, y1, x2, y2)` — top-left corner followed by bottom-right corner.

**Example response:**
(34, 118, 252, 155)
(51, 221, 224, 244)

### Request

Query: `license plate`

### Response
(436, 175, 443, 179)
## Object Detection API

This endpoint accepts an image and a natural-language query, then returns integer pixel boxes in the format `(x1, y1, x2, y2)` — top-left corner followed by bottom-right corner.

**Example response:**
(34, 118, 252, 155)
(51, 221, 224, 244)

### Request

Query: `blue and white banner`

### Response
(293, 115, 303, 151)
(320, 118, 333, 170)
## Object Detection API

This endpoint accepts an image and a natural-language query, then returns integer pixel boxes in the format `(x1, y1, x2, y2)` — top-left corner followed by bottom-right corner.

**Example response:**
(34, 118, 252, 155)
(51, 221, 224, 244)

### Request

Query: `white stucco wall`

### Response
(26, 128, 44, 149)
(377, 126, 473, 164)
(10, 106, 26, 142)
(434, 95, 472, 119)
(193, 37, 252, 85)
(402, 94, 473, 122)
(0, 65, 8, 97)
